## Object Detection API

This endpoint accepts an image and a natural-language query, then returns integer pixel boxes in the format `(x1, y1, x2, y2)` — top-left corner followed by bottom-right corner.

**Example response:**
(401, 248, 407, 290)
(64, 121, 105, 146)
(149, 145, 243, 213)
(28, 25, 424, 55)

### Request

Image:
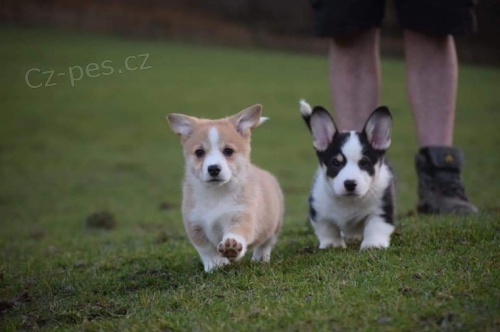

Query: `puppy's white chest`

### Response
(186, 189, 244, 243)
(323, 202, 370, 226)
(189, 197, 240, 224)
(323, 198, 374, 226)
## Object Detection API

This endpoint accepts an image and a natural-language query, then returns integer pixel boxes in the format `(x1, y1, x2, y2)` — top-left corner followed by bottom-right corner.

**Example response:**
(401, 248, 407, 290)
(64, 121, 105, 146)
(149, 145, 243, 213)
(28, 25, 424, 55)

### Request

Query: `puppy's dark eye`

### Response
(359, 157, 370, 167)
(331, 159, 342, 167)
(223, 148, 234, 157)
(195, 149, 205, 158)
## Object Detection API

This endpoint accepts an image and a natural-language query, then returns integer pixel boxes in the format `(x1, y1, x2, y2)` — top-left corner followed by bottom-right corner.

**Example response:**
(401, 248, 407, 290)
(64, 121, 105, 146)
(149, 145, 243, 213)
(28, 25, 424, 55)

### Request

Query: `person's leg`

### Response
(403, 30, 477, 214)
(397, 0, 478, 214)
(328, 28, 381, 131)
(404, 30, 457, 146)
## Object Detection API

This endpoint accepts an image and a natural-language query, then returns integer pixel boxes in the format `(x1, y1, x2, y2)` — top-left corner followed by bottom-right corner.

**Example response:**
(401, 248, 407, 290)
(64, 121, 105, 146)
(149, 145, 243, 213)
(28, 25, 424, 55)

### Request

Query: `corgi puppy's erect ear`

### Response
(228, 104, 265, 137)
(362, 106, 392, 151)
(166, 113, 198, 138)
(309, 107, 337, 152)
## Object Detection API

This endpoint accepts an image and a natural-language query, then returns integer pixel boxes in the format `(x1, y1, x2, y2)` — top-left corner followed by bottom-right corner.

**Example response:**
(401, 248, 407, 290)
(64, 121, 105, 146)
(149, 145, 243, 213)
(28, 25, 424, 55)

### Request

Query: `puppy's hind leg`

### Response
(251, 236, 278, 263)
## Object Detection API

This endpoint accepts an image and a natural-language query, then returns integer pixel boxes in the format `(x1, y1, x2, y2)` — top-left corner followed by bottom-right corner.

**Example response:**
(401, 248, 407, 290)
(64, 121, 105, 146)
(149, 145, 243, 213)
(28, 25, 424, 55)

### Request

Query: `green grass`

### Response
(1, 27, 499, 331)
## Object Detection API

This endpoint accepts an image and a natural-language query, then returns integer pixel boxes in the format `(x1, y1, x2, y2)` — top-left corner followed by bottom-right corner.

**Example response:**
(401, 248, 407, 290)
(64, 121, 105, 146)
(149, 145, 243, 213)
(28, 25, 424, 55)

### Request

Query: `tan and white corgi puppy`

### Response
(167, 105, 284, 272)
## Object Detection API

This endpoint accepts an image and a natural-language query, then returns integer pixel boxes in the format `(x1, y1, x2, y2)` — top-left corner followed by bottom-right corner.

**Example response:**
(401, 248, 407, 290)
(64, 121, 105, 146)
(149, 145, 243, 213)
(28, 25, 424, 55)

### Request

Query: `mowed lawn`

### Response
(0, 27, 499, 331)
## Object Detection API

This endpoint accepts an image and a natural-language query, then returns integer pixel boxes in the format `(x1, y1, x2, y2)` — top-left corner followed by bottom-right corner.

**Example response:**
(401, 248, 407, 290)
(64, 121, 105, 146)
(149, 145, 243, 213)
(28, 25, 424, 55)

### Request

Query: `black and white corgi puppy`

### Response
(167, 105, 284, 272)
(300, 100, 395, 250)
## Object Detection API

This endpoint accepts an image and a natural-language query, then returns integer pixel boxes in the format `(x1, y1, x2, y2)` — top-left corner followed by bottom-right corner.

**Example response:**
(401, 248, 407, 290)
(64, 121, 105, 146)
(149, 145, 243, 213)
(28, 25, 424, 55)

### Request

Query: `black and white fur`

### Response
(300, 100, 395, 250)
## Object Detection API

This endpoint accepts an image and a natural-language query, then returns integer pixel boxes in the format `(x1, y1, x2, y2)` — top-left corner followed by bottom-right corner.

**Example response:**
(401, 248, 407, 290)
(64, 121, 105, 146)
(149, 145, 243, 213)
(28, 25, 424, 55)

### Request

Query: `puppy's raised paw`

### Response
(218, 238, 243, 260)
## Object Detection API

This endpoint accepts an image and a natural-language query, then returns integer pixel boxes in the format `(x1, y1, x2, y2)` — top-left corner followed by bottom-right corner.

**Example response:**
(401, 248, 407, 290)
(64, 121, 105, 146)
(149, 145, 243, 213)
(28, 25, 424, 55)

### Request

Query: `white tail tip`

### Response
(258, 117, 269, 125)
(299, 99, 312, 116)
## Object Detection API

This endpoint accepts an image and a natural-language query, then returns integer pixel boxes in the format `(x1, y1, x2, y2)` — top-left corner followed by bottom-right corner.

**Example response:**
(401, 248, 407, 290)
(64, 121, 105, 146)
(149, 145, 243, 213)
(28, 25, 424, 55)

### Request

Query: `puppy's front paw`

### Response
(360, 238, 390, 250)
(203, 257, 230, 272)
(361, 218, 394, 250)
(218, 238, 243, 260)
(319, 239, 346, 249)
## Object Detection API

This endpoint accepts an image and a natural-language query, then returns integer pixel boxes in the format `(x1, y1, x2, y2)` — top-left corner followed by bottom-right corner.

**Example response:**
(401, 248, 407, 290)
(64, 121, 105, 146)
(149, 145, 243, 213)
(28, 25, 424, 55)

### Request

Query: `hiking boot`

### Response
(415, 146, 478, 215)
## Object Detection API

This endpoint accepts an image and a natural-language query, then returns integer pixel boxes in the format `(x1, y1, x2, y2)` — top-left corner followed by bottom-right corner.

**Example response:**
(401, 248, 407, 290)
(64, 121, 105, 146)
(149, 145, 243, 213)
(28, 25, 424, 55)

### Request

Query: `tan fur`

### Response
(167, 105, 284, 272)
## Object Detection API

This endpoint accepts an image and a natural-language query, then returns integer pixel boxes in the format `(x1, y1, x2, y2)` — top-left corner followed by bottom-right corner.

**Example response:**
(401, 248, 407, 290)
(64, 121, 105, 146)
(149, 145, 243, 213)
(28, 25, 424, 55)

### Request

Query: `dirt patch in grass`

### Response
(0, 291, 32, 317)
(86, 211, 117, 230)
(159, 201, 174, 211)
(118, 268, 181, 293)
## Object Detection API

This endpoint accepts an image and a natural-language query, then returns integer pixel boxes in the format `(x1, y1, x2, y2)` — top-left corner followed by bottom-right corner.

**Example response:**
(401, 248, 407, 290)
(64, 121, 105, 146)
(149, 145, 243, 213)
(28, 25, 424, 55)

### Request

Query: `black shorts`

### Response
(311, 0, 477, 37)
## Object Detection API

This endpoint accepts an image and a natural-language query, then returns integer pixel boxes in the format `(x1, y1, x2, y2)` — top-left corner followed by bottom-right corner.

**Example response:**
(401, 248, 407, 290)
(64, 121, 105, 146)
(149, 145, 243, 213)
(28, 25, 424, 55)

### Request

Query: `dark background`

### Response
(1, 0, 499, 65)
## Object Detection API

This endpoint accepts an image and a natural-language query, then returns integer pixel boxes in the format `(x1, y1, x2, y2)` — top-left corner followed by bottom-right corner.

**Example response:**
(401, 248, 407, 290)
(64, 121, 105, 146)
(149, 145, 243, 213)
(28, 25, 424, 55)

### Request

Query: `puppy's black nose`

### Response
(207, 165, 221, 176)
(344, 180, 357, 192)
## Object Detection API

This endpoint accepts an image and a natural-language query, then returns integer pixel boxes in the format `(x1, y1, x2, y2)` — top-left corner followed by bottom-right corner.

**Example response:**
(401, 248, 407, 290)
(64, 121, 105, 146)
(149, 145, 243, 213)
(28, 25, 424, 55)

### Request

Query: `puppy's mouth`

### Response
(206, 177, 228, 185)
(342, 192, 360, 198)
